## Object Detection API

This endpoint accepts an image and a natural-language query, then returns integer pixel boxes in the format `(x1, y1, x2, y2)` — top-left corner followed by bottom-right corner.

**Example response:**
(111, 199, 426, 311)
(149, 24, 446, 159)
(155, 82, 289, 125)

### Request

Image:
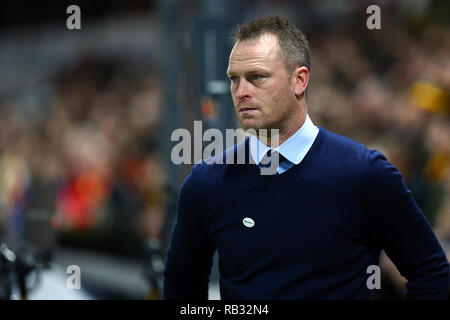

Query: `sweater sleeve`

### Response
(163, 164, 215, 300)
(366, 150, 449, 299)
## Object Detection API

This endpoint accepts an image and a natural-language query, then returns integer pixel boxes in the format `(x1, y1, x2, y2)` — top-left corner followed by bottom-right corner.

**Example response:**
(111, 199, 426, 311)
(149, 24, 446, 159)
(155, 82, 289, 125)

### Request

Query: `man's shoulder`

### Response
(321, 128, 369, 153)
(188, 137, 250, 183)
(321, 127, 378, 161)
(318, 127, 390, 177)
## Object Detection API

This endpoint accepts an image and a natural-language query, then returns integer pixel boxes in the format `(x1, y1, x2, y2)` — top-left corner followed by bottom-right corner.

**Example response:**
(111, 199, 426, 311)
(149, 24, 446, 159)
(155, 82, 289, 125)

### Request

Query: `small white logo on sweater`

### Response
(243, 217, 255, 228)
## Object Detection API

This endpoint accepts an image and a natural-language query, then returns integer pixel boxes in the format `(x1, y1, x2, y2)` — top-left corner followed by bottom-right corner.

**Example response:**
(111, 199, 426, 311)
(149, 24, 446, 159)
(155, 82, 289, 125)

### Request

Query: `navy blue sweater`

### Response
(164, 126, 449, 299)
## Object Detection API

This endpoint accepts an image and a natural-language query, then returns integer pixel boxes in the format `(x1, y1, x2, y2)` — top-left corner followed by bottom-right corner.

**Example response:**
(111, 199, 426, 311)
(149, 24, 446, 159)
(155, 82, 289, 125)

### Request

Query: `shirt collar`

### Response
(249, 114, 319, 165)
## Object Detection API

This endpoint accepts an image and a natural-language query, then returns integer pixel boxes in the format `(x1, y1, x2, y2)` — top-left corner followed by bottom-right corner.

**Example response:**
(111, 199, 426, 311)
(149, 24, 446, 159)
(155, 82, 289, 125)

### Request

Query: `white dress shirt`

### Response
(249, 114, 319, 174)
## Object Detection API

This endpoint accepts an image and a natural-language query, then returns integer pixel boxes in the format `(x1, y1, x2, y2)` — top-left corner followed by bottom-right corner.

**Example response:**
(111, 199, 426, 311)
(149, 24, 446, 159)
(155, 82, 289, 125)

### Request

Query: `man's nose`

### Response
(236, 79, 251, 100)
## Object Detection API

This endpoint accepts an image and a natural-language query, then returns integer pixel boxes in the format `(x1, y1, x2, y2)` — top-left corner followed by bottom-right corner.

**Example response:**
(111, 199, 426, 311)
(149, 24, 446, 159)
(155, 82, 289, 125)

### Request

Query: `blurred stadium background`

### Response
(0, 0, 448, 299)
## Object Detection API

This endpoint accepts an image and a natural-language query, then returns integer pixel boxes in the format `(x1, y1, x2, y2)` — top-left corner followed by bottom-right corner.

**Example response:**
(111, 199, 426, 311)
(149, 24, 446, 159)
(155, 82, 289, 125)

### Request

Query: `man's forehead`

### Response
(229, 33, 280, 62)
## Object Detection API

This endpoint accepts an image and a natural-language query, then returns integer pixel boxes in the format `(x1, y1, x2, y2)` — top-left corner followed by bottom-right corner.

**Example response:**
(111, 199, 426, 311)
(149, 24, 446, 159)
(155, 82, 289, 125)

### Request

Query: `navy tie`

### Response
(259, 149, 285, 174)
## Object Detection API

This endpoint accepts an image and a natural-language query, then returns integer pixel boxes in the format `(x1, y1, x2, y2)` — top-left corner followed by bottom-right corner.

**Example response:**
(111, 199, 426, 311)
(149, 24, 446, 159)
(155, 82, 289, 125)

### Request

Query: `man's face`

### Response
(227, 33, 298, 132)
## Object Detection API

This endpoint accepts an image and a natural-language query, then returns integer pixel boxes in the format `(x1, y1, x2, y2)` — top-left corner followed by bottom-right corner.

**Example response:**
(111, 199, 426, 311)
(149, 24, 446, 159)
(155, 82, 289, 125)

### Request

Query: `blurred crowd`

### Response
(305, 16, 450, 298)
(0, 58, 166, 258)
(307, 20, 450, 240)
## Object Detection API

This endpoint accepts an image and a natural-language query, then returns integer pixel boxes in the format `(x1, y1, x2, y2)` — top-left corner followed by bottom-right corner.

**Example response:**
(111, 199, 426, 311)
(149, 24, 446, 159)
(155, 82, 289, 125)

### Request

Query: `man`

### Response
(163, 16, 449, 299)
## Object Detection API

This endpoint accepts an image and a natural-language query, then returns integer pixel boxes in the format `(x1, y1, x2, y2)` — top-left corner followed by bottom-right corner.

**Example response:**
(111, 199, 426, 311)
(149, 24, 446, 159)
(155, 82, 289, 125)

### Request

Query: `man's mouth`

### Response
(238, 107, 258, 113)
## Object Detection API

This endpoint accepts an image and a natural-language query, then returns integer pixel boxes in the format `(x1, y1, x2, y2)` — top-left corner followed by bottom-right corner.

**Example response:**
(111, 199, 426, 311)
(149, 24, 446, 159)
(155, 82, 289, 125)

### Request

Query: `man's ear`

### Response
(293, 66, 309, 98)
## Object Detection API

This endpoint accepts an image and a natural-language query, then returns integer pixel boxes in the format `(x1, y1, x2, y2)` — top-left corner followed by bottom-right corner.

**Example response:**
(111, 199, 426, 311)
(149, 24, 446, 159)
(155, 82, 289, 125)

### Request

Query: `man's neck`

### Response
(257, 111, 307, 148)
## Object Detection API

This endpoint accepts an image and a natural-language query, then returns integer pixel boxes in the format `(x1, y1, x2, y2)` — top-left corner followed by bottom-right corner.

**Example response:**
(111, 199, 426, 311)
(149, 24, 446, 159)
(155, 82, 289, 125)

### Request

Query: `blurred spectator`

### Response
(0, 56, 165, 260)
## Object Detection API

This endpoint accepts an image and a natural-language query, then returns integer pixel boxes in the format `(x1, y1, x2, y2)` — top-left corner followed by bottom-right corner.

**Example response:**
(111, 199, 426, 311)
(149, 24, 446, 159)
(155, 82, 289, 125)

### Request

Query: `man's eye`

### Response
(229, 76, 238, 82)
(251, 75, 264, 81)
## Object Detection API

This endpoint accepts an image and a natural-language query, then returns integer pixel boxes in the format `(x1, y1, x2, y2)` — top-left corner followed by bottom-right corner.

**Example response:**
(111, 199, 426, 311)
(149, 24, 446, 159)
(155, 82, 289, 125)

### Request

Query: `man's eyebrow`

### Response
(227, 68, 270, 77)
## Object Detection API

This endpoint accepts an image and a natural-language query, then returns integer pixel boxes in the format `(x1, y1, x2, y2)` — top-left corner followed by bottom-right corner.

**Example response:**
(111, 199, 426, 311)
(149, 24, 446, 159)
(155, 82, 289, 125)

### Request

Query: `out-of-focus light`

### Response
(410, 81, 450, 116)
